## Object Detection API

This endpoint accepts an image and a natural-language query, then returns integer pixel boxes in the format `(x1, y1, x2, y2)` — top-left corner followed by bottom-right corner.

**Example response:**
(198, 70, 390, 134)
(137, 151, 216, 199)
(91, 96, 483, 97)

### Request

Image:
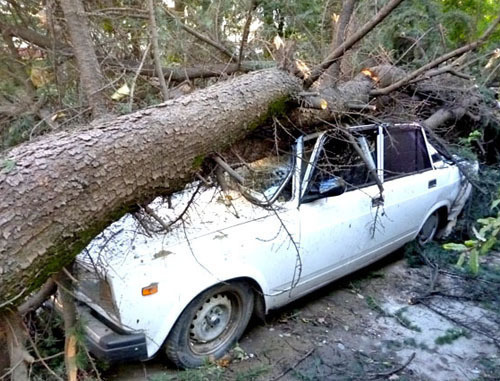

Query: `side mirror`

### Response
(301, 177, 346, 204)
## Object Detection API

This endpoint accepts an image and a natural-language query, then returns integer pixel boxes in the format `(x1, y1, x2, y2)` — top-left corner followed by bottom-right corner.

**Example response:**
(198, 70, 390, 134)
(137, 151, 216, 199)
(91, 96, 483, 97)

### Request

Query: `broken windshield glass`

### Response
(229, 154, 294, 205)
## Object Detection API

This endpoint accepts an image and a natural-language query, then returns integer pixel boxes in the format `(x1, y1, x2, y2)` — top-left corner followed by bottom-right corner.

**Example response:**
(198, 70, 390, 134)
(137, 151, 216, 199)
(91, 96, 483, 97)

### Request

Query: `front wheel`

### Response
(418, 211, 439, 244)
(164, 281, 254, 368)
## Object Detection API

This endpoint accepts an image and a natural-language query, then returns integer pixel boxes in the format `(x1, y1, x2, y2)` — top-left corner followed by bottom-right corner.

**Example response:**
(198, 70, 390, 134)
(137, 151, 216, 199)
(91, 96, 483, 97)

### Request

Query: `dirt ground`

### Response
(105, 250, 500, 381)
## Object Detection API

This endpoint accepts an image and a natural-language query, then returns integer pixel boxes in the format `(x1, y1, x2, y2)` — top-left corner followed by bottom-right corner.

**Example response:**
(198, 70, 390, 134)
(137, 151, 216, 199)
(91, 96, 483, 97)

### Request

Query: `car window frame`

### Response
(381, 124, 434, 182)
(299, 130, 378, 203)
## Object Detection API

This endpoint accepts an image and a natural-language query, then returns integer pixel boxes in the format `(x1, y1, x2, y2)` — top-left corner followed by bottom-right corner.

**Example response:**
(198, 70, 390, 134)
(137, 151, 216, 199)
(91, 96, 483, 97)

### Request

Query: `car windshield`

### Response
(232, 153, 294, 204)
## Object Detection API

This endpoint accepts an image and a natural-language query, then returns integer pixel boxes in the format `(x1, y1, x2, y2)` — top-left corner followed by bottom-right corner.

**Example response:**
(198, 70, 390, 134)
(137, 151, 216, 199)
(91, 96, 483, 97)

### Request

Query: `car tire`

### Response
(164, 281, 254, 368)
(418, 211, 439, 244)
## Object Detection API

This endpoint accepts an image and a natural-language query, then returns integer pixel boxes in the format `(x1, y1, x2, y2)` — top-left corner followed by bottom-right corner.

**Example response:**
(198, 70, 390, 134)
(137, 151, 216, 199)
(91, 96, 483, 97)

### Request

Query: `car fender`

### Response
(414, 200, 450, 240)
(143, 255, 270, 358)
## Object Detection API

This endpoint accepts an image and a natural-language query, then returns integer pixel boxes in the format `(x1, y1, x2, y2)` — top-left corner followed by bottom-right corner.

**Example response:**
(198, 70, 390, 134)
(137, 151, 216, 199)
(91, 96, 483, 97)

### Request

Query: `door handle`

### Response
(372, 196, 384, 207)
(428, 179, 437, 188)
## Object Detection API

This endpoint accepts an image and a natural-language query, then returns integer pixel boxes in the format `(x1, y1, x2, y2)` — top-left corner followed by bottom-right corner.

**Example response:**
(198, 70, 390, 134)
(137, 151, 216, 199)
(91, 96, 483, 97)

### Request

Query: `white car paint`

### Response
(76, 123, 472, 359)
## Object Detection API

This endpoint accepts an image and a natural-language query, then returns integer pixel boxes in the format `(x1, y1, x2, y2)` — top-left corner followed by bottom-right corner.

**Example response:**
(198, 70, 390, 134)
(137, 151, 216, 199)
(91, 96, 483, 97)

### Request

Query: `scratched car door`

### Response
(293, 130, 382, 297)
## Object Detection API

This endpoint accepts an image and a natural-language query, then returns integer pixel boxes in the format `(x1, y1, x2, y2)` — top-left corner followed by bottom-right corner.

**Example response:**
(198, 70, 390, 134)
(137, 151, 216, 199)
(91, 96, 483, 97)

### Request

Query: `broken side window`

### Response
(383, 127, 431, 179)
(305, 132, 375, 198)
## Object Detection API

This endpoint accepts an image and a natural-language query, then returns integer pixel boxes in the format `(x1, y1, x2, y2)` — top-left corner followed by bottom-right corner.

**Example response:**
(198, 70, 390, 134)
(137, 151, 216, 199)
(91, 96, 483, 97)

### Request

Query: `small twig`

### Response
(0, 287, 27, 310)
(164, 8, 235, 60)
(143, 204, 171, 231)
(0, 360, 23, 380)
(370, 352, 416, 379)
(82, 345, 102, 381)
(62, 267, 79, 284)
(129, 42, 151, 110)
(271, 348, 315, 380)
(195, 173, 212, 187)
(214, 155, 245, 184)
(32, 351, 64, 363)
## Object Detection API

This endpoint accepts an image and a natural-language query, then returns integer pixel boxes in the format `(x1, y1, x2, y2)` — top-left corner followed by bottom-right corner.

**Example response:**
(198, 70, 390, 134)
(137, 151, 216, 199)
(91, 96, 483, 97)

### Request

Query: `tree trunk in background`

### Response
(147, 0, 169, 100)
(319, 0, 357, 88)
(59, 0, 108, 117)
(0, 69, 301, 304)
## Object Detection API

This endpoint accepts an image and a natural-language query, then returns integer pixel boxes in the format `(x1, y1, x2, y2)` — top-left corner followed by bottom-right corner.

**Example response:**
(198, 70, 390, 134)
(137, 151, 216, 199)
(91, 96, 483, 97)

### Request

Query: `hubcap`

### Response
(419, 213, 438, 244)
(190, 294, 232, 343)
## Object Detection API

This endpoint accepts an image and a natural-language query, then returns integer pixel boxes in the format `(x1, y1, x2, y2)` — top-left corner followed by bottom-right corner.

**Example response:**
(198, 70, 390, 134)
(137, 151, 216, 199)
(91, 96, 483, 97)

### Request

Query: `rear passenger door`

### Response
(380, 125, 437, 246)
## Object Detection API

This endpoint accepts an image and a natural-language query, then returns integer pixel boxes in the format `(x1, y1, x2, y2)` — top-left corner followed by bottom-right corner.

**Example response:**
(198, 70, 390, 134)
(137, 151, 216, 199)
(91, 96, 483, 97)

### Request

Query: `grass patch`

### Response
(394, 307, 422, 332)
(365, 295, 386, 315)
(435, 328, 470, 345)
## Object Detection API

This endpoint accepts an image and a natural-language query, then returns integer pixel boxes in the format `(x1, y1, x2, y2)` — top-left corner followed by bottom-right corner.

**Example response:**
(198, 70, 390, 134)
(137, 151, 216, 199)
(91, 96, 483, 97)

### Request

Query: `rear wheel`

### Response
(418, 211, 439, 244)
(165, 281, 254, 368)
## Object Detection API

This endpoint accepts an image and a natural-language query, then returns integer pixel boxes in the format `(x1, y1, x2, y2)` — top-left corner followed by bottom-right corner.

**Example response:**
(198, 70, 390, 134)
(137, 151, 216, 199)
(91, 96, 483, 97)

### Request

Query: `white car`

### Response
(75, 123, 472, 368)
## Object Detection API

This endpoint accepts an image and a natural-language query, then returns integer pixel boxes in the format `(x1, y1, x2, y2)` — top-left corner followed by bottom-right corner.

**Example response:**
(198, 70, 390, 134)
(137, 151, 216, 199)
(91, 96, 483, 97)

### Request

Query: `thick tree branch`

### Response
(18, 279, 57, 315)
(0, 22, 71, 55)
(306, 0, 405, 87)
(116, 60, 274, 81)
(371, 13, 500, 96)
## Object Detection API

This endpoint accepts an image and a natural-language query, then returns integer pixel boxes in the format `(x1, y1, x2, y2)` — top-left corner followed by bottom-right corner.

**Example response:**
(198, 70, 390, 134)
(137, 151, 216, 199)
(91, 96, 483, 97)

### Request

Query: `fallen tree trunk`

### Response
(0, 68, 301, 305)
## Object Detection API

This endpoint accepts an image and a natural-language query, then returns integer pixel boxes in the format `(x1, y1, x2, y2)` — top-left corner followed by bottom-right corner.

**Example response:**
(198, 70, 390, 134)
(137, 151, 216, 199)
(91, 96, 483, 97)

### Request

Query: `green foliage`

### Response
(443, 187, 500, 275)
(394, 307, 422, 332)
(1, 115, 37, 150)
(434, 328, 470, 345)
(1, 158, 16, 173)
(405, 241, 457, 268)
(365, 295, 386, 315)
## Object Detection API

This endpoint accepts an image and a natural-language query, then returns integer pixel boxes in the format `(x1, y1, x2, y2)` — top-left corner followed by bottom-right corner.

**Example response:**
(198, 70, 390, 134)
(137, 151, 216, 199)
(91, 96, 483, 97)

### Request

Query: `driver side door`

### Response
(293, 130, 383, 297)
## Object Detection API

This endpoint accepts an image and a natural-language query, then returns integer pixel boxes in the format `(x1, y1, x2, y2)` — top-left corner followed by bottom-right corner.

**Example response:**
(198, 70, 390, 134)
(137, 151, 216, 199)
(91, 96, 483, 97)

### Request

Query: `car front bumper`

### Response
(80, 305, 148, 362)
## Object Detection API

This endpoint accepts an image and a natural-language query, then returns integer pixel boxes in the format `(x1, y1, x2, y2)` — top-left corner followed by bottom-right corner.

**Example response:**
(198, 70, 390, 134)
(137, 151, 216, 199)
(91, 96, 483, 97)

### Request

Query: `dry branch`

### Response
(18, 279, 56, 315)
(371, 14, 500, 95)
(306, 0, 406, 87)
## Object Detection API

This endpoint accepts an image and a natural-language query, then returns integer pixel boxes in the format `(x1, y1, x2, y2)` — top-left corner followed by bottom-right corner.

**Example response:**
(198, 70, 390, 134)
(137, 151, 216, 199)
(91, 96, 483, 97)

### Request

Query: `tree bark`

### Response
(0, 69, 301, 305)
(59, 0, 108, 117)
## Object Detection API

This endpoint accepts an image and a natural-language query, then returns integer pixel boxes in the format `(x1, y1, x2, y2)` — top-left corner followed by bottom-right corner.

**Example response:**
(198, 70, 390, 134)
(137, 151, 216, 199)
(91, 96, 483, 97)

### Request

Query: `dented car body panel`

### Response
(76, 123, 472, 361)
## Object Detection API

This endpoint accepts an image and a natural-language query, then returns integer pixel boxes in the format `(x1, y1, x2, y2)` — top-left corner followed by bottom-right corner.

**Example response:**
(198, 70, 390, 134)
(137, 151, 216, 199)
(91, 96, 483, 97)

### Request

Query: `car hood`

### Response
(78, 182, 276, 274)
